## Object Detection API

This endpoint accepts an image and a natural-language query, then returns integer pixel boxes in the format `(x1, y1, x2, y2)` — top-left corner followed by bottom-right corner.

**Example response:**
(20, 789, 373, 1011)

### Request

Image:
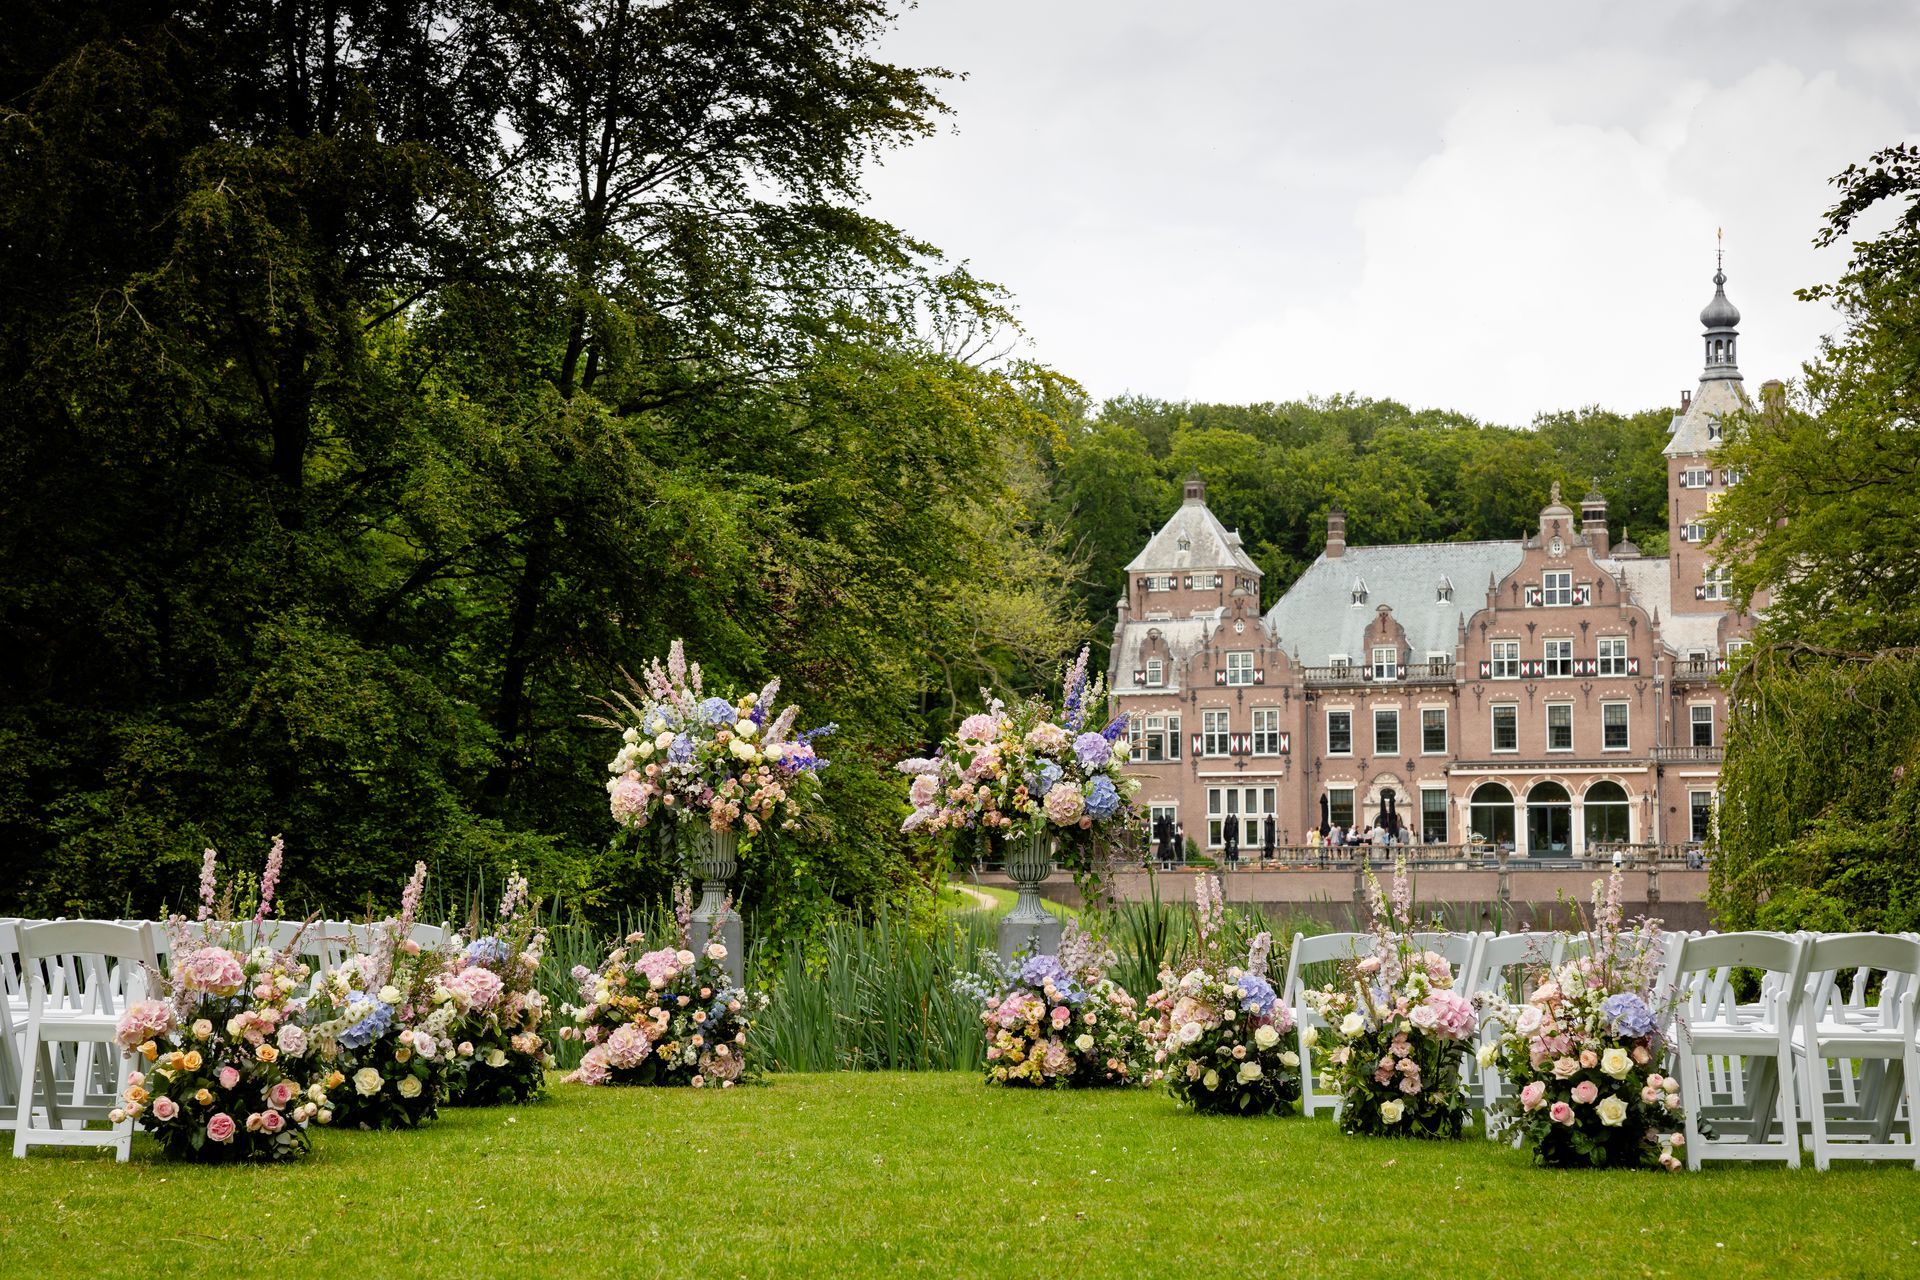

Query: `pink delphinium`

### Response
(196, 847, 219, 921)
(253, 834, 285, 927)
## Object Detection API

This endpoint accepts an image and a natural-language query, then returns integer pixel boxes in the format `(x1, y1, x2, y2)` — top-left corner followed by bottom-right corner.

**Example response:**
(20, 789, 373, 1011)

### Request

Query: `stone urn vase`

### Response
(998, 827, 1064, 962)
(685, 823, 745, 986)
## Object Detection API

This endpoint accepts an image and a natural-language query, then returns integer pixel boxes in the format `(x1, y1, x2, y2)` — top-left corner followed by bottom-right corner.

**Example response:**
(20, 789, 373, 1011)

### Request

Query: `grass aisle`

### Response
(1, 1073, 1913, 1278)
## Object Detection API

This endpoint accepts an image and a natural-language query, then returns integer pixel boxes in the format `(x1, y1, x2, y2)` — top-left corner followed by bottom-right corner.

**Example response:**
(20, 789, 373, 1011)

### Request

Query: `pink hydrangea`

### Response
(632, 948, 683, 988)
(908, 773, 939, 807)
(1043, 782, 1085, 826)
(1041, 1039, 1071, 1077)
(604, 1022, 653, 1070)
(177, 947, 247, 996)
(568, 1045, 611, 1086)
(1420, 989, 1477, 1040)
(957, 713, 1001, 743)
(116, 1000, 175, 1050)
(446, 966, 505, 1011)
(609, 773, 651, 824)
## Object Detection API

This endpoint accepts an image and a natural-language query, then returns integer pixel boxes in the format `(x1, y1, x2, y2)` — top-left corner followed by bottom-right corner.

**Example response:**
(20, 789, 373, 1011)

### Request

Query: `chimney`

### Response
(1760, 379, 1785, 414)
(1580, 487, 1609, 560)
(1680, 388, 1692, 411)
(1326, 505, 1346, 559)
(1183, 471, 1206, 504)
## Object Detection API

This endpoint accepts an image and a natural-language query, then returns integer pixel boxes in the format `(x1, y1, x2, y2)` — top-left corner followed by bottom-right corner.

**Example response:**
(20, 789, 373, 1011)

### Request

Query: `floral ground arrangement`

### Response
(7, 1075, 1916, 1280)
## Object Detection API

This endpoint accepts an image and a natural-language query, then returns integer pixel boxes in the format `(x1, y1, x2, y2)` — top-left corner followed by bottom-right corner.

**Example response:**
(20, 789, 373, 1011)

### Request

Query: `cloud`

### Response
(1185, 64, 1908, 423)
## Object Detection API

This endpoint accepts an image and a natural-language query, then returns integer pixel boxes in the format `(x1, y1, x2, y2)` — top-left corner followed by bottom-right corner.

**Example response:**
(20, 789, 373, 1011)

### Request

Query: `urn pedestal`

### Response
(686, 824, 746, 987)
(998, 829, 1063, 962)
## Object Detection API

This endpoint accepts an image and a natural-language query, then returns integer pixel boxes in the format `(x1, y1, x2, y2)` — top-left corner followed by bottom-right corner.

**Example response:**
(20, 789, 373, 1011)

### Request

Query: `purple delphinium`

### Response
(1600, 991, 1658, 1040)
(1100, 714, 1128, 744)
(1061, 647, 1089, 732)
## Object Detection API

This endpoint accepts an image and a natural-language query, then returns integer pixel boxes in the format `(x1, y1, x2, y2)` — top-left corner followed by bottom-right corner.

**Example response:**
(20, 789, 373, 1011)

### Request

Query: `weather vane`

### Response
(1717, 227, 1724, 274)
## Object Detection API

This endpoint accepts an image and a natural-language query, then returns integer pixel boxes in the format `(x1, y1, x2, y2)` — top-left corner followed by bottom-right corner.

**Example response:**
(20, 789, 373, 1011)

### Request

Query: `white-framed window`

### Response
(1207, 788, 1228, 847)
(1425, 651, 1451, 676)
(1597, 636, 1628, 677)
(1689, 789, 1715, 842)
(1202, 709, 1231, 756)
(1371, 646, 1398, 681)
(1722, 467, 1743, 486)
(1726, 639, 1751, 664)
(1702, 566, 1732, 602)
(1326, 709, 1353, 755)
(1350, 579, 1368, 606)
(1602, 701, 1629, 751)
(1251, 707, 1281, 756)
(1690, 704, 1714, 748)
(1544, 638, 1573, 677)
(1373, 708, 1399, 757)
(1419, 787, 1448, 843)
(1546, 702, 1573, 751)
(1144, 574, 1174, 592)
(1681, 522, 1708, 543)
(1491, 640, 1520, 679)
(1129, 713, 1182, 762)
(1421, 707, 1447, 755)
(1543, 570, 1572, 606)
(1148, 803, 1179, 853)
(1326, 786, 1355, 830)
(1681, 467, 1712, 489)
(1194, 572, 1221, 589)
(1208, 787, 1273, 848)
(1492, 704, 1518, 753)
(1144, 657, 1164, 686)
(1328, 654, 1352, 677)
(1226, 651, 1255, 686)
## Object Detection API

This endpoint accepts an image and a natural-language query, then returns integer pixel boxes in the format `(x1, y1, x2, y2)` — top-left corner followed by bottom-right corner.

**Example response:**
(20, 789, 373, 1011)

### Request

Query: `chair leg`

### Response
(1804, 1047, 1832, 1172)
(1776, 1040, 1801, 1170)
(1679, 1039, 1704, 1172)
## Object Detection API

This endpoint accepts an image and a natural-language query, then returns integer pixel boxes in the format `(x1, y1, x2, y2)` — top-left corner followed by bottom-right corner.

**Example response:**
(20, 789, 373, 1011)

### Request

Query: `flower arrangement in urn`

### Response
(560, 895, 766, 1088)
(113, 839, 331, 1161)
(1303, 858, 1478, 1138)
(1145, 874, 1303, 1115)
(1482, 872, 1687, 1169)
(896, 646, 1136, 882)
(955, 920, 1149, 1088)
(444, 871, 553, 1107)
(301, 863, 457, 1130)
(597, 639, 833, 847)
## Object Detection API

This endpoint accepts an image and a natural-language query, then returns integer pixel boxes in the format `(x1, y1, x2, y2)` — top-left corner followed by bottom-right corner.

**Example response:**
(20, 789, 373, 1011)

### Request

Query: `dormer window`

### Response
(1177, 535, 1191, 552)
(1145, 657, 1164, 686)
(1542, 570, 1572, 606)
(1707, 422, 1722, 441)
(1436, 576, 1453, 603)
(1350, 579, 1368, 606)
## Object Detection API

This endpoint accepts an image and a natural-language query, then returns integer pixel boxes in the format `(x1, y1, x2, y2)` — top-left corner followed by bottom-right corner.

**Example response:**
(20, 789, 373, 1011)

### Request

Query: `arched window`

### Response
(1469, 782, 1514, 849)
(1584, 780, 1631, 845)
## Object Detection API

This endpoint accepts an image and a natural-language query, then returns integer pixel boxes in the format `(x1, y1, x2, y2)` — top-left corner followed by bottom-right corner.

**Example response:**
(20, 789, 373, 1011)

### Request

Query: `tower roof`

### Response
(1700, 269, 1741, 330)
(1126, 493, 1262, 575)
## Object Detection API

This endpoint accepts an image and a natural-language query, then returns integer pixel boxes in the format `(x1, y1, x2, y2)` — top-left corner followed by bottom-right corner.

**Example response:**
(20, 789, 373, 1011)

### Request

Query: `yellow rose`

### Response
(194, 1088, 213, 1106)
(139, 1041, 158, 1062)
(182, 1050, 203, 1071)
(254, 1043, 278, 1063)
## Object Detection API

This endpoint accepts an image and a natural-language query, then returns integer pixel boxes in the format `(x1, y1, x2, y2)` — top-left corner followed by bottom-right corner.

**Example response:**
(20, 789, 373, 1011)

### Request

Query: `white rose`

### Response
(1339, 1013, 1366, 1037)
(1253, 1025, 1280, 1050)
(1074, 1034, 1095, 1053)
(397, 1075, 423, 1099)
(487, 1049, 508, 1068)
(622, 727, 639, 744)
(650, 717, 667, 734)
(675, 950, 696, 967)
(655, 731, 675, 751)
(377, 985, 401, 1005)
(1301, 1026, 1319, 1048)
(637, 739, 655, 759)
(1202, 1069, 1220, 1090)
(1178, 1021, 1204, 1044)
(1236, 1061, 1263, 1084)
(764, 743, 786, 761)
(1600, 1047, 1633, 1079)
(734, 719, 758, 740)
(1477, 1043, 1499, 1068)
(352, 1068, 383, 1097)
(1596, 1094, 1628, 1127)
(1280, 1051, 1300, 1068)
(729, 739, 758, 762)
(1515, 1005, 1544, 1036)
(1379, 1099, 1405, 1124)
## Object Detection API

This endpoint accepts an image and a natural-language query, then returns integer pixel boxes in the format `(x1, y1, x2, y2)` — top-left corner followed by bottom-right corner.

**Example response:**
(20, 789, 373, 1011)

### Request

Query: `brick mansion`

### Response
(1112, 266, 1762, 858)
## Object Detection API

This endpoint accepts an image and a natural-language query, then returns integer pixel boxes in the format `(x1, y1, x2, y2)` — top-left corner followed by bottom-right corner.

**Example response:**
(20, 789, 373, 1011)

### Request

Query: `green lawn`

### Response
(940, 881, 1080, 919)
(2, 1073, 1914, 1278)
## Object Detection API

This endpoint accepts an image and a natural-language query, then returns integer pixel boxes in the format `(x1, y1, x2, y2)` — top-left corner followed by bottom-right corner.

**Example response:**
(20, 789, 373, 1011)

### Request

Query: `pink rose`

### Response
(269, 1081, 298, 1109)
(206, 1112, 237, 1143)
(1571, 1080, 1599, 1105)
(1551, 1056, 1579, 1079)
(150, 1096, 178, 1122)
(1578, 1049, 1598, 1069)
(1641, 1085, 1660, 1104)
(1051, 1006, 1071, 1024)
(401, 939, 422, 956)
(260, 1108, 285, 1133)
(217, 1066, 241, 1090)
(1548, 1101, 1575, 1125)
(1631, 1044, 1651, 1064)
(1518, 1081, 1547, 1110)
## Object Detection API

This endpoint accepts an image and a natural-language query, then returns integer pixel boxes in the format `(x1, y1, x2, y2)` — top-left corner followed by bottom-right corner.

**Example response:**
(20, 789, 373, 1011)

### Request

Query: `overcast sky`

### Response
(861, 1, 1920, 425)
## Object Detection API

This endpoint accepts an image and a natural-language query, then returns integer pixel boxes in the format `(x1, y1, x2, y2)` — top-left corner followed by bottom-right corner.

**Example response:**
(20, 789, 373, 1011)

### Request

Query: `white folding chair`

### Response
(1467, 931, 1562, 1134)
(1792, 932, 1920, 1170)
(408, 923, 447, 949)
(12, 920, 160, 1161)
(1281, 931, 1370, 1118)
(1667, 931, 1808, 1169)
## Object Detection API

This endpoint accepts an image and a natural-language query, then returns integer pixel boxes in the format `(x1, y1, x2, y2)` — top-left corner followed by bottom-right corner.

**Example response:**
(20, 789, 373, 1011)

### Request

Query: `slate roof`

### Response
(1664, 376, 1747, 458)
(1125, 498, 1264, 575)
(1263, 541, 1525, 663)
(1110, 614, 1222, 694)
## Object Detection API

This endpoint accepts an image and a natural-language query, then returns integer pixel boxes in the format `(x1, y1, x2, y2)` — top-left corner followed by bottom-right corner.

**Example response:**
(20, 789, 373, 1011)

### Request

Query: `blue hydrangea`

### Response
(1073, 731, 1112, 770)
(1029, 761, 1063, 796)
(668, 733, 695, 763)
(1018, 954, 1085, 1004)
(1236, 972, 1278, 1016)
(464, 936, 509, 967)
(337, 996, 394, 1050)
(698, 697, 737, 726)
(1600, 991, 1658, 1039)
(1084, 775, 1120, 820)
